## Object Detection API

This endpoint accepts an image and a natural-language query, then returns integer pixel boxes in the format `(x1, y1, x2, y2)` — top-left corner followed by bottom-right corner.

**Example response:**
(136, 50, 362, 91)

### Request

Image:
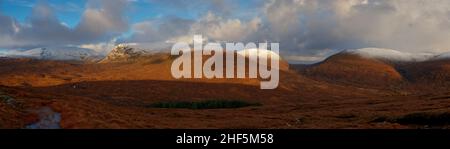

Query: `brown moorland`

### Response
(1, 50, 450, 129)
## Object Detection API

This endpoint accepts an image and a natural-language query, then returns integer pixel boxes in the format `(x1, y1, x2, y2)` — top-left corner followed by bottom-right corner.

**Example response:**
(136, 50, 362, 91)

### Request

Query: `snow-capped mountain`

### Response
(435, 52, 450, 60)
(298, 47, 450, 88)
(237, 48, 281, 60)
(236, 48, 289, 71)
(99, 44, 153, 63)
(343, 48, 436, 62)
(0, 47, 101, 61)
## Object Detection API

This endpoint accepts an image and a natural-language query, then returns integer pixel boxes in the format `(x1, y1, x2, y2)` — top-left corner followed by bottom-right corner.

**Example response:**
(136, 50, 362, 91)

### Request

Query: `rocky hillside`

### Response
(99, 44, 151, 63)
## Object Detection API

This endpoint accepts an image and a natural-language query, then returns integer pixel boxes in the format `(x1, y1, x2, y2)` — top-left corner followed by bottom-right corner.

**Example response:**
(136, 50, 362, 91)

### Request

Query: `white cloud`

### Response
(123, 0, 450, 59)
(4, 0, 450, 60)
(260, 0, 450, 54)
(79, 38, 117, 55)
(0, 0, 129, 49)
(75, 0, 128, 38)
(189, 12, 261, 42)
(125, 11, 262, 51)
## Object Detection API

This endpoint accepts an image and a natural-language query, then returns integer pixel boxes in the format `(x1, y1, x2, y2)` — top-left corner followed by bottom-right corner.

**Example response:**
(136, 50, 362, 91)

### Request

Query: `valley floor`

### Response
(1, 58, 450, 128)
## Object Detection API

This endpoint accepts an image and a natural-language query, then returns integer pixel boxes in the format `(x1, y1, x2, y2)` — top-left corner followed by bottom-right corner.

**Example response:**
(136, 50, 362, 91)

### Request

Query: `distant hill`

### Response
(301, 51, 404, 87)
(0, 47, 102, 62)
(298, 48, 450, 90)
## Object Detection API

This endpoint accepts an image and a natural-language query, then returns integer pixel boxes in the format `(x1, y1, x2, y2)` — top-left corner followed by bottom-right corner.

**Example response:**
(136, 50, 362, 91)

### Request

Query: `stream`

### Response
(25, 107, 61, 129)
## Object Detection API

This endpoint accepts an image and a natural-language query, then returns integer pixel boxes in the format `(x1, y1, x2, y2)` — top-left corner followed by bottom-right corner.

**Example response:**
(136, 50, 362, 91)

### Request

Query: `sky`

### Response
(1, 0, 450, 63)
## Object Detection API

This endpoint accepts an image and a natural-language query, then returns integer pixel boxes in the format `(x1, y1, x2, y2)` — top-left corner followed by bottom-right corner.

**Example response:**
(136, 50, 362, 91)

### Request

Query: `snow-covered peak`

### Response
(100, 44, 157, 63)
(109, 44, 148, 56)
(237, 48, 281, 60)
(435, 52, 450, 60)
(344, 48, 435, 62)
(0, 47, 100, 61)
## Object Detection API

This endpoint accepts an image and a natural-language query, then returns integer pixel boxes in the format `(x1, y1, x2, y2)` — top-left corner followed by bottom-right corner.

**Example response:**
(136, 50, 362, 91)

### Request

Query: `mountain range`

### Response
(1, 46, 450, 129)
(296, 48, 450, 90)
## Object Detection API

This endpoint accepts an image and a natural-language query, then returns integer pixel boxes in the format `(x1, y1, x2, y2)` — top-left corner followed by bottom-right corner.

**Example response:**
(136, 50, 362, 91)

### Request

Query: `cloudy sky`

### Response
(1, 0, 450, 63)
